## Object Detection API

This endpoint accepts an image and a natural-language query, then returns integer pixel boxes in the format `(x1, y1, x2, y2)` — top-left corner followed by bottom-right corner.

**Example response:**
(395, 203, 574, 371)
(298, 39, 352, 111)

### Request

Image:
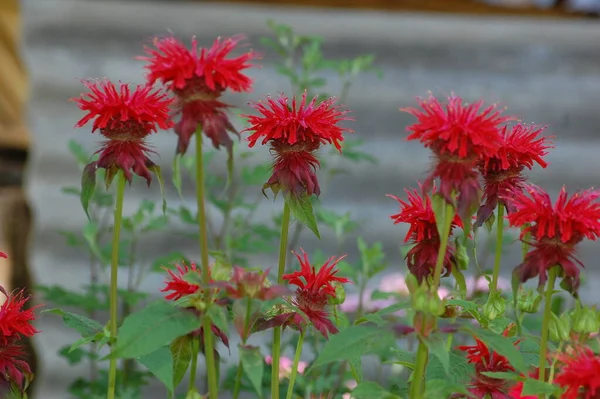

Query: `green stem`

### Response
(285, 332, 305, 399)
(490, 206, 505, 296)
(233, 299, 254, 399)
(410, 200, 454, 399)
(188, 338, 199, 392)
(106, 171, 126, 399)
(409, 338, 429, 399)
(538, 266, 558, 399)
(431, 202, 455, 291)
(195, 126, 219, 399)
(271, 203, 291, 399)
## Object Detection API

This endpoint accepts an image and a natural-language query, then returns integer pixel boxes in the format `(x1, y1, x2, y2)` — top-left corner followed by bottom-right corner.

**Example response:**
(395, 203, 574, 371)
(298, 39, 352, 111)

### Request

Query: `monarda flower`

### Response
(554, 346, 600, 399)
(243, 92, 352, 198)
(216, 266, 290, 300)
(140, 35, 257, 155)
(268, 250, 350, 338)
(161, 263, 229, 349)
(457, 330, 519, 399)
(505, 185, 600, 293)
(387, 185, 463, 282)
(0, 342, 33, 393)
(73, 79, 174, 186)
(401, 94, 513, 221)
(476, 123, 553, 227)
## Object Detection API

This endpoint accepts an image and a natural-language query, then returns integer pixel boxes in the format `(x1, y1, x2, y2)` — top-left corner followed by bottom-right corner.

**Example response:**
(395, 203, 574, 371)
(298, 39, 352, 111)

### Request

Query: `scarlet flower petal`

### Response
(282, 250, 350, 339)
(243, 92, 353, 151)
(0, 342, 32, 392)
(161, 263, 202, 301)
(0, 289, 39, 346)
(554, 346, 600, 399)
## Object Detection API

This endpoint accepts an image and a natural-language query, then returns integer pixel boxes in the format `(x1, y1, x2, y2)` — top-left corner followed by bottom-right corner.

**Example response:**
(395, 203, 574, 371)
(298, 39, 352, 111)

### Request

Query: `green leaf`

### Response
(82, 221, 106, 264)
(285, 193, 320, 239)
(451, 267, 468, 299)
(151, 252, 189, 273)
(309, 326, 392, 370)
(423, 379, 472, 399)
(68, 139, 91, 165)
(59, 345, 86, 365)
(426, 351, 473, 385)
(137, 346, 174, 393)
(170, 335, 193, 388)
(108, 300, 203, 359)
(149, 164, 167, 215)
(80, 162, 97, 220)
(389, 348, 415, 369)
(351, 381, 399, 399)
(172, 154, 183, 199)
(239, 345, 264, 397)
(43, 308, 103, 337)
(354, 302, 410, 326)
(424, 334, 450, 376)
(349, 356, 363, 383)
(467, 327, 526, 373)
(207, 305, 229, 335)
(431, 194, 452, 238)
(480, 371, 520, 380)
(521, 378, 560, 396)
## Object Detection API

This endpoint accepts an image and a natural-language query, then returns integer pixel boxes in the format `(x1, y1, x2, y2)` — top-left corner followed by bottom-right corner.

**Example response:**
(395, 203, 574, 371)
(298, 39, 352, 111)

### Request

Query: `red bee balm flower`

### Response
(457, 329, 519, 399)
(243, 92, 352, 198)
(73, 80, 174, 185)
(505, 185, 600, 293)
(401, 94, 513, 221)
(0, 342, 32, 392)
(476, 123, 553, 227)
(387, 185, 463, 282)
(281, 250, 350, 338)
(554, 346, 600, 399)
(140, 35, 257, 155)
(161, 263, 229, 349)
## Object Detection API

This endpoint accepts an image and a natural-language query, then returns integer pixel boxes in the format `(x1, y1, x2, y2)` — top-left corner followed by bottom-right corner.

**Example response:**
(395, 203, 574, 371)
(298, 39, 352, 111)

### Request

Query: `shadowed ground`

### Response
(21, 0, 600, 397)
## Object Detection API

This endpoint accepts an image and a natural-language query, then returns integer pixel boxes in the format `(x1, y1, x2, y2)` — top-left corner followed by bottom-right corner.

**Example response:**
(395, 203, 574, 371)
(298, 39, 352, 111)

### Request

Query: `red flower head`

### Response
(457, 328, 519, 399)
(476, 123, 553, 227)
(242, 92, 353, 198)
(554, 346, 600, 399)
(161, 263, 229, 349)
(387, 184, 463, 282)
(505, 185, 600, 293)
(140, 35, 257, 155)
(281, 249, 350, 338)
(0, 289, 39, 346)
(0, 342, 33, 392)
(72, 79, 174, 185)
(401, 94, 513, 222)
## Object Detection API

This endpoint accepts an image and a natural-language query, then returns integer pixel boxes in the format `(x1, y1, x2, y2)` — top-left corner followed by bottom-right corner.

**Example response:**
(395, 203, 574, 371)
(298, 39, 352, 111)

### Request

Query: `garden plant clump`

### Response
(2, 20, 600, 399)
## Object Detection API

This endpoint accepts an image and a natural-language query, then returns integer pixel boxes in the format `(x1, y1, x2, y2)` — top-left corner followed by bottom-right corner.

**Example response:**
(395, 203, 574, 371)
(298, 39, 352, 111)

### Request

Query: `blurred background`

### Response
(12, 0, 600, 397)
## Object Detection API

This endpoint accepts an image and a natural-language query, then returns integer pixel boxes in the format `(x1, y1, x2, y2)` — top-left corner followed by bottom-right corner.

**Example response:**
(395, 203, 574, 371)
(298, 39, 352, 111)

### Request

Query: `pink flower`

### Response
(343, 380, 358, 399)
(265, 355, 308, 380)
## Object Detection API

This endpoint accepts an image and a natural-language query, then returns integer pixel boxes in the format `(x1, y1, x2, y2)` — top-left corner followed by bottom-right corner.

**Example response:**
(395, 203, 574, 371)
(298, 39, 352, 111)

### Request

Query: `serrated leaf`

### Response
(349, 356, 363, 383)
(452, 267, 468, 299)
(137, 346, 174, 393)
(389, 348, 415, 369)
(354, 302, 410, 326)
(43, 308, 103, 337)
(426, 351, 473, 385)
(423, 379, 472, 399)
(239, 345, 264, 397)
(68, 139, 91, 165)
(285, 193, 320, 239)
(309, 326, 392, 370)
(80, 162, 97, 220)
(82, 221, 107, 264)
(172, 154, 183, 199)
(170, 335, 193, 388)
(521, 378, 559, 396)
(424, 334, 450, 376)
(149, 164, 167, 215)
(107, 300, 203, 359)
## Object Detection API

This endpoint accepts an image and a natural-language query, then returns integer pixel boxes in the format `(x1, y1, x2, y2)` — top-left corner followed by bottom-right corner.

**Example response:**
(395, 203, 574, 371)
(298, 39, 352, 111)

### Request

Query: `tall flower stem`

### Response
(490, 205, 505, 296)
(271, 203, 291, 399)
(285, 332, 305, 399)
(107, 170, 126, 399)
(188, 338, 200, 392)
(410, 199, 454, 399)
(233, 298, 254, 399)
(195, 125, 219, 399)
(538, 266, 558, 399)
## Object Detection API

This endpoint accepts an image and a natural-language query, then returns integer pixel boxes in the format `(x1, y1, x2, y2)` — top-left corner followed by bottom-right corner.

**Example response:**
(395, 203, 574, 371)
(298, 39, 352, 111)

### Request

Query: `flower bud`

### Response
(571, 304, 600, 335)
(413, 312, 437, 337)
(328, 282, 346, 305)
(405, 273, 419, 295)
(517, 288, 542, 314)
(548, 312, 570, 342)
(483, 293, 506, 321)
